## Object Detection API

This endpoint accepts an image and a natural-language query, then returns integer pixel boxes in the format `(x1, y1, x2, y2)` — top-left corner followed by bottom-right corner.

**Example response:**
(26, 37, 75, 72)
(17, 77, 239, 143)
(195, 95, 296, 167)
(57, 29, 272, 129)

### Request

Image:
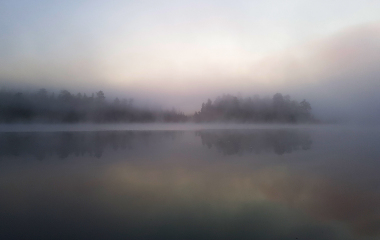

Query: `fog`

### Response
(1, 127, 380, 239)
(1, 22, 379, 124)
(1, 0, 380, 124)
(1, 2, 380, 239)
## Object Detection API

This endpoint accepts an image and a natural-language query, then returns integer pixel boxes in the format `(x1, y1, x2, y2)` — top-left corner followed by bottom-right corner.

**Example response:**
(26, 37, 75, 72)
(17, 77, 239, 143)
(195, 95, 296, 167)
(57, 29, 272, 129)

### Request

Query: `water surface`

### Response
(0, 125, 379, 239)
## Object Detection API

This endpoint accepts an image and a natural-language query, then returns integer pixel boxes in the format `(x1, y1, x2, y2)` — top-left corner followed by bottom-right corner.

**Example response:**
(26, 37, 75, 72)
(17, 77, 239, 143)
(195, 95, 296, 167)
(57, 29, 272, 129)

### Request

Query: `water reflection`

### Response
(0, 128, 380, 240)
(0, 131, 181, 160)
(0, 129, 312, 160)
(196, 130, 312, 155)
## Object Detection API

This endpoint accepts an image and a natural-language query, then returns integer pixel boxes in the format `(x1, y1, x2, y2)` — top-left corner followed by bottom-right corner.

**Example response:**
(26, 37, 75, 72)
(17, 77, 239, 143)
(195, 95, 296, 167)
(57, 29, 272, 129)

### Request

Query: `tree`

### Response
(36, 88, 48, 99)
(300, 99, 311, 111)
(58, 90, 72, 102)
(96, 91, 105, 102)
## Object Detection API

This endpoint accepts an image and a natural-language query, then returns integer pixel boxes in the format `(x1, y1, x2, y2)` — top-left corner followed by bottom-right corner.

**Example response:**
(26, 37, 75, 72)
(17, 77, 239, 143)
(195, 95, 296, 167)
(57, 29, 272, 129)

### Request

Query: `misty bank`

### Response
(0, 88, 316, 124)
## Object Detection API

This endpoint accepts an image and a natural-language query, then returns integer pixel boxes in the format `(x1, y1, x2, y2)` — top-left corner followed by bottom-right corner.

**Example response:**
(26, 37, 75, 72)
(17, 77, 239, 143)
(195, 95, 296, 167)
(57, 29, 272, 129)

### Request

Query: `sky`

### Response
(0, 0, 380, 122)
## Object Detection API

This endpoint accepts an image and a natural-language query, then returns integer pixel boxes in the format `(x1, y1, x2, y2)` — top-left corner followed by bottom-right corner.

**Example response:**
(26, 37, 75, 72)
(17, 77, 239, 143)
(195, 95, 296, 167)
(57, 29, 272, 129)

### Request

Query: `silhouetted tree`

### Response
(193, 93, 315, 123)
(0, 88, 315, 123)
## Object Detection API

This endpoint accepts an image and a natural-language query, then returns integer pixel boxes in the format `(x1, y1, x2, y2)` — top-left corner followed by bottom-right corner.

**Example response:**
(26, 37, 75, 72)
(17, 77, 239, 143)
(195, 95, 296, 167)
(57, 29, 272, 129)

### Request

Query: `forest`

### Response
(0, 89, 315, 123)
(194, 93, 315, 123)
(0, 89, 187, 123)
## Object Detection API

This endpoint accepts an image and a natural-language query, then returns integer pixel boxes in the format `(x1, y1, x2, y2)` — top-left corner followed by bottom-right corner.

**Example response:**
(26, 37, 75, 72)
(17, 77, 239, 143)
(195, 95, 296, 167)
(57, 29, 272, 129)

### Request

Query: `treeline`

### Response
(0, 89, 188, 123)
(0, 88, 316, 123)
(194, 93, 315, 123)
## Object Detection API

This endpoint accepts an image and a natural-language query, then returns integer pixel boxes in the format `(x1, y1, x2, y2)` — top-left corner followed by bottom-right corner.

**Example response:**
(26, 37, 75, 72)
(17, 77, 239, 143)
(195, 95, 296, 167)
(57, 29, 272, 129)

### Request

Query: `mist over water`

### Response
(1, 0, 380, 239)
(1, 125, 380, 240)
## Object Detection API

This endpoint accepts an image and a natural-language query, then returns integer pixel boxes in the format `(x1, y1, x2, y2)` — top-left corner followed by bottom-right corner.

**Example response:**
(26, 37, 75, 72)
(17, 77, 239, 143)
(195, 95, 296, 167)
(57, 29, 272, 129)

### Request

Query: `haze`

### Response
(1, 0, 380, 123)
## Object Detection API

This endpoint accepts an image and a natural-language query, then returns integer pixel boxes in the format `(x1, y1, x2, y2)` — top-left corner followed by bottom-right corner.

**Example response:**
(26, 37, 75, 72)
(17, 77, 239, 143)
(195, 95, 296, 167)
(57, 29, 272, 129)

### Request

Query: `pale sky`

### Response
(1, 0, 380, 121)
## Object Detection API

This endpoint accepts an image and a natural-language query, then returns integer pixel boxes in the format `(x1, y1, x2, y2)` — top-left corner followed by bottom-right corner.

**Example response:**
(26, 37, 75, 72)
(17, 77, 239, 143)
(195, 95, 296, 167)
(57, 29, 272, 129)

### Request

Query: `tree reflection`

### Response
(0, 131, 180, 160)
(196, 130, 312, 155)
(0, 130, 312, 160)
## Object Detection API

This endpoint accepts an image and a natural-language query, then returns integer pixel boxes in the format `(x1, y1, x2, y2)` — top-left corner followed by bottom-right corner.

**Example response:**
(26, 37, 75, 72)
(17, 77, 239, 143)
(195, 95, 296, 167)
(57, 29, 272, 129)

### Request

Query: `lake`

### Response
(0, 124, 379, 240)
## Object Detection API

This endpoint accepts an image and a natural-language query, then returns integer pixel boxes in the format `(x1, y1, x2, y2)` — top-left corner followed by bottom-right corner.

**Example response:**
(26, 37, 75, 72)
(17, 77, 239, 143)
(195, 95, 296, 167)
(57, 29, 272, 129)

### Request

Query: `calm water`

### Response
(0, 125, 379, 240)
